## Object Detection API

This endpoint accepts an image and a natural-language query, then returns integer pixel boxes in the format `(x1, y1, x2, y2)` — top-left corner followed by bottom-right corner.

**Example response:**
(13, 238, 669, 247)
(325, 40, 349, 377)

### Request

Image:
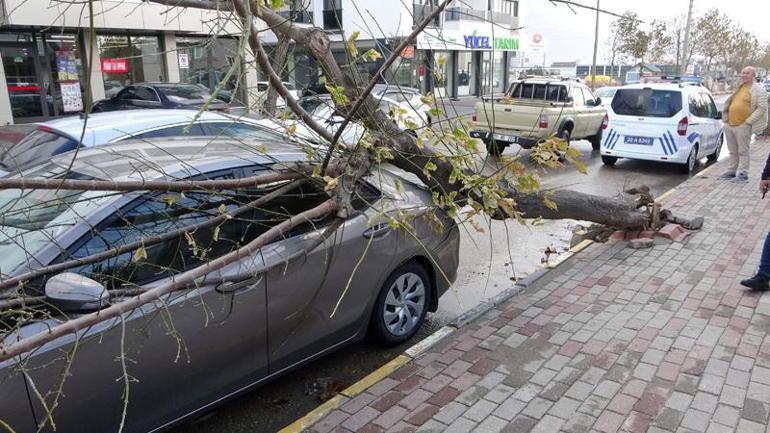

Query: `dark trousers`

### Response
(761, 231, 770, 277)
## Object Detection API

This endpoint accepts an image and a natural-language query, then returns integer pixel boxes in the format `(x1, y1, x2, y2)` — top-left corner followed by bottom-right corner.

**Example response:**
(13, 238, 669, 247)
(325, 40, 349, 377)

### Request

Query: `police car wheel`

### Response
(601, 155, 617, 166)
(680, 147, 697, 174)
(707, 136, 722, 162)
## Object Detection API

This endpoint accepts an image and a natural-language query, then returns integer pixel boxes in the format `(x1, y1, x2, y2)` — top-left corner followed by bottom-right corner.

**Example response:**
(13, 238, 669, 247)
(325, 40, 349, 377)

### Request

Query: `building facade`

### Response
(0, 0, 264, 125)
(264, 0, 522, 99)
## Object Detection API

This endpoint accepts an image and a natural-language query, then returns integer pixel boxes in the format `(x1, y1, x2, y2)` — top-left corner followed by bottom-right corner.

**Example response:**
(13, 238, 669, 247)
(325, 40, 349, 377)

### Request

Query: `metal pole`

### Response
(590, 0, 600, 90)
(681, 0, 694, 76)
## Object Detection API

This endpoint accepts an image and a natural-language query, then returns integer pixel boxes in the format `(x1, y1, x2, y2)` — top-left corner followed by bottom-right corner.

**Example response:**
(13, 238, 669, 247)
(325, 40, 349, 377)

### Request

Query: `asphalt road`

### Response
(171, 94, 730, 433)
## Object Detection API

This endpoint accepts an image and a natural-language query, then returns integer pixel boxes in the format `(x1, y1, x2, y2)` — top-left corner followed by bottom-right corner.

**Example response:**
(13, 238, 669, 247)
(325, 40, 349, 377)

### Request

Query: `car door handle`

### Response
(215, 274, 264, 294)
(363, 223, 391, 239)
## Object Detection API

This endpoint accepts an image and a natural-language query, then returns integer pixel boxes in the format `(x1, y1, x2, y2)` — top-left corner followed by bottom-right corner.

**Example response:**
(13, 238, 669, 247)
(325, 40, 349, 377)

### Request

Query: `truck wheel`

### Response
(558, 128, 571, 143)
(485, 139, 506, 156)
(601, 155, 618, 166)
(588, 129, 602, 150)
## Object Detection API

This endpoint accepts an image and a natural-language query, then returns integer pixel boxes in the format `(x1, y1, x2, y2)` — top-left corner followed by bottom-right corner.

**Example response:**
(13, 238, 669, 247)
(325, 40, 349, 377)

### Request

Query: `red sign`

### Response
(400, 46, 415, 59)
(101, 58, 129, 74)
(418, 65, 426, 77)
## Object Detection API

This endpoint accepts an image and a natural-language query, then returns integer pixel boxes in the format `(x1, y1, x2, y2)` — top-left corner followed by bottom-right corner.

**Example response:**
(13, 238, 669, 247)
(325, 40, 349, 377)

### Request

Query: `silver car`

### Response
(0, 109, 290, 175)
(0, 138, 459, 433)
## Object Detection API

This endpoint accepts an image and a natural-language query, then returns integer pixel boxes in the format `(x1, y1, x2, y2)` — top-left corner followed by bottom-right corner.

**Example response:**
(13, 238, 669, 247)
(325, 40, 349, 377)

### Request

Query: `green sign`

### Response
(494, 37, 519, 50)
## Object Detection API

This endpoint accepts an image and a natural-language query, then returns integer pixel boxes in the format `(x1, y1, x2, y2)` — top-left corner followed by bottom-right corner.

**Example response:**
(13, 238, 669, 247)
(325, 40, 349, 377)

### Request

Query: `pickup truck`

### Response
(470, 78, 607, 155)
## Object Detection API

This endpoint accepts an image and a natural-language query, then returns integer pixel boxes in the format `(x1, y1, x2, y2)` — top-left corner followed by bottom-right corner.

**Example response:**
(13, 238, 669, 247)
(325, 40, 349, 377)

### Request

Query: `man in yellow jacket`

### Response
(720, 66, 769, 182)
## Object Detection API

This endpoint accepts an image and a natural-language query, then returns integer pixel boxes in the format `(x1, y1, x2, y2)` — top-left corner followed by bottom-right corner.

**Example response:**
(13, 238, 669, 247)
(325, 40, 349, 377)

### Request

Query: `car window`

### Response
(56, 175, 346, 288)
(132, 86, 160, 102)
(155, 84, 211, 103)
(115, 86, 137, 100)
(257, 83, 268, 92)
(611, 89, 683, 118)
(702, 93, 718, 118)
(132, 124, 207, 139)
(0, 128, 79, 171)
(581, 88, 596, 106)
(204, 121, 285, 140)
(688, 93, 706, 117)
(509, 83, 566, 101)
(595, 88, 616, 99)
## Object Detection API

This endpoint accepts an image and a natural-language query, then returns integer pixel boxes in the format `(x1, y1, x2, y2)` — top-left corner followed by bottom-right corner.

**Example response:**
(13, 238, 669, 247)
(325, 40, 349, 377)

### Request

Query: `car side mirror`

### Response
(45, 272, 110, 313)
(715, 111, 722, 119)
(594, 97, 602, 106)
(328, 115, 345, 124)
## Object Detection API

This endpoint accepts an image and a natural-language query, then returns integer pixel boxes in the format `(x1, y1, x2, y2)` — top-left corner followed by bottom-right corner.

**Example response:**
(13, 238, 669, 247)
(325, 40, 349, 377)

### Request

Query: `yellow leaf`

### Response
(213, 226, 220, 242)
(161, 195, 177, 206)
(323, 175, 338, 192)
(132, 245, 147, 262)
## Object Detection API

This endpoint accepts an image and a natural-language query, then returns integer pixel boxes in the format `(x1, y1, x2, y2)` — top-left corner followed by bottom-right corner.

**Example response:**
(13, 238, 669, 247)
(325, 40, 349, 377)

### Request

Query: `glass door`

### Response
(1, 44, 47, 122)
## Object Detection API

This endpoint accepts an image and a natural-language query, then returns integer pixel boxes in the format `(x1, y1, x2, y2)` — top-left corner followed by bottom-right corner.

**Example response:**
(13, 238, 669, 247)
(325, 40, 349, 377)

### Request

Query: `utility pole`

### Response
(590, 0, 600, 90)
(680, 0, 694, 76)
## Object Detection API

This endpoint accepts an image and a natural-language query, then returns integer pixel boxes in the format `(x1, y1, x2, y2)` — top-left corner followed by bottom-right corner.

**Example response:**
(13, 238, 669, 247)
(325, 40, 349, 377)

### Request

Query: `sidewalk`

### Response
(302, 138, 770, 433)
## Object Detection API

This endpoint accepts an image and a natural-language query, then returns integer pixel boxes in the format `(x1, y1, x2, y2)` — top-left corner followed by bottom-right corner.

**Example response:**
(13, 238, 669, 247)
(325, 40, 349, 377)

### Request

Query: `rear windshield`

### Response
(156, 85, 211, 103)
(508, 83, 568, 102)
(611, 89, 682, 117)
(0, 128, 78, 172)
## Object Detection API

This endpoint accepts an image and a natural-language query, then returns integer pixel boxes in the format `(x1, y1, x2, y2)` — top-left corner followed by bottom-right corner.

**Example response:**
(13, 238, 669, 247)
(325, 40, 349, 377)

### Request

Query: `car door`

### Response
(0, 362, 36, 432)
(570, 86, 589, 137)
(128, 86, 164, 110)
(581, 87, 605, 137)
(702, 93, 722, 152)
(21, 170, 270, 432)
(258, 176, 397, 373)
(687, 93, 712, 156)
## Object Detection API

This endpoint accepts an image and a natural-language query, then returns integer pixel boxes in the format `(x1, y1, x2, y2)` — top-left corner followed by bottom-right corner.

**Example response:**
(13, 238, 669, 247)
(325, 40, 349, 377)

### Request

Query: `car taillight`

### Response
(471, 114, 477, 122)
(677, 116, 688, 136)
(601, 114, 609, 130)
(538, 114, 548, 129)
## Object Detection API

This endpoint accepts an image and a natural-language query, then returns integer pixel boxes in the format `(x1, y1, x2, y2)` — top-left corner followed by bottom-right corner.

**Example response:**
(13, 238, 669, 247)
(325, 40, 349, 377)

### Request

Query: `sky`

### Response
(520, 0, 770, 66)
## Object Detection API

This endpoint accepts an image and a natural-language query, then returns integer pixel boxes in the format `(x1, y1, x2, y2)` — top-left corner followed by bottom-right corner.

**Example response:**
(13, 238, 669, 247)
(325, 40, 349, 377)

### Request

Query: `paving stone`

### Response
(593, 410, 625, 433)
(705, 422, 734, 433)
(501, 415, 538, 433)
(484, 384, 516, 404)
(521, 397, 553, 419)
(698, 374, 725, 395)
(529, 368, 559, 386)
(712, 404, 740, 427)
(577, 394, 610, 417)
(548, 396, 582, 419)
(415, 419, 447, 433)
(593, 380, 622, 399)
(718, 384, 746, 407)
(464, 399, 498, 422)
(475, 415, 507, 433)
(735, 418, 765, 433)
(456, 386, 489, 406)
(560, 413, 597, 433)
(653, 407, 685, 431)
(540, 381, 570, 402)
(741, 398, 769, 424)
(433, 402, 467, 425)
(666, 391, 694, 412)
(443, 417, 477, 433)
(565, 381, 595, 401)
(491, 396, 525, 421)
(681, 409, 711, 432)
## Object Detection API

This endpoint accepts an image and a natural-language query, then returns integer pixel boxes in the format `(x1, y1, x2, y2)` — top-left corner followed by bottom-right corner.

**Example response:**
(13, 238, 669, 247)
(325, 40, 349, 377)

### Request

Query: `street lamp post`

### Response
(590, 0, 600, 90)
(680, 0, 694, 76)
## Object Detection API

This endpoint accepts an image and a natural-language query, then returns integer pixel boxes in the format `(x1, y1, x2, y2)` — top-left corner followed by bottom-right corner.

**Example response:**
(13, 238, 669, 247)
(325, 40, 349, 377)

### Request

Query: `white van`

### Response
(600, 83, 724, 173)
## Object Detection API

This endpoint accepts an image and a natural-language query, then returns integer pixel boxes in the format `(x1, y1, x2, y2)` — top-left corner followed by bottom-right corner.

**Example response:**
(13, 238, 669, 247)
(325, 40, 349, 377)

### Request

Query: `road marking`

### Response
(277, 394, 348, 433)
(340, 355, 412, 398)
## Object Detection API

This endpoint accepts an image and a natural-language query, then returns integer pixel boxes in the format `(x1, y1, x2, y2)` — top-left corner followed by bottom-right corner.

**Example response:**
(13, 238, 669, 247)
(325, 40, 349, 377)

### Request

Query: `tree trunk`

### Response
(263, 37, 291, 116)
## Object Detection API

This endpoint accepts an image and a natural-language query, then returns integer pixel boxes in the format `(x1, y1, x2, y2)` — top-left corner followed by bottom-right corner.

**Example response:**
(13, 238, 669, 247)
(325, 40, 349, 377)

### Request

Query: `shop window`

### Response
(176, 36, 242, 105)
(323, 0, 343, 30)
(98, 35, 165, 98)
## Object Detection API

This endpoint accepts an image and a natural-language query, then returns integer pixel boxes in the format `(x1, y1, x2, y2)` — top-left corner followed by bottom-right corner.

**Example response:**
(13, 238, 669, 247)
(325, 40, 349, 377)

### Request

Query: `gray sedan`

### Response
(0, 138, 459, 433)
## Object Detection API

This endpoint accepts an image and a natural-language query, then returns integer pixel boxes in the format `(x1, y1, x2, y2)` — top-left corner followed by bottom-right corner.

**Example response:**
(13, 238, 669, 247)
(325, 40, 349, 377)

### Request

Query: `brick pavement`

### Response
(306, 138, 770, 433)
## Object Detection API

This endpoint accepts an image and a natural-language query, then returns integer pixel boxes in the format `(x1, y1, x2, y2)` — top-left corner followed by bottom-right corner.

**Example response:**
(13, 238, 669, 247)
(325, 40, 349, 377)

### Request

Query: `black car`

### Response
(91, 83, 230, 113)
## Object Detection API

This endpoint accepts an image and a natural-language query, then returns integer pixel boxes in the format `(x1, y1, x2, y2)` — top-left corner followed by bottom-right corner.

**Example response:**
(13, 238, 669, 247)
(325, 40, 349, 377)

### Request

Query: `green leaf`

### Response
(394, 178, 403, 192)
(361, 48, 382, 62)
(213, 226, 220, 242)
(271, 0, 284, 9)
(346, 31, 360, 57)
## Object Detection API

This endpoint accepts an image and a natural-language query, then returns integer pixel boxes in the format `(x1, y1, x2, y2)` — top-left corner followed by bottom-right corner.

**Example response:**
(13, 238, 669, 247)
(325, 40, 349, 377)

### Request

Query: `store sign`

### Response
(60, 82, 83, 112)
(178, 53, 189, 69)
(400, 46, 415, 59)
(463, 35, 519, 51)
(101, 58, 128, 74)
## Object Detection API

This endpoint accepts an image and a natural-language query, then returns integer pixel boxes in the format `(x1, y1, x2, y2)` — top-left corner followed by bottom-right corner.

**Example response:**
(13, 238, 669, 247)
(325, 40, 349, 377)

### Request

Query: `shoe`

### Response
(731, 173, 749, 183)
(718, 171, 736, 180)
(741, 274, 770, 291)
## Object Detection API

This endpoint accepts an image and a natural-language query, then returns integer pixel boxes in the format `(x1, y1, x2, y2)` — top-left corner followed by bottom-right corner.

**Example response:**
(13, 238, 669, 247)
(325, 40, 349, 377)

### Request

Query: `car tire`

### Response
(558, 128, 571, 144)
(601, 155, 618, 166)
(485, 138, 506, 157)
(707, 135, 723, 162)
(370, 262, 431, 346)
(588, 129, 602, 150)
(680, 146, 698, 174)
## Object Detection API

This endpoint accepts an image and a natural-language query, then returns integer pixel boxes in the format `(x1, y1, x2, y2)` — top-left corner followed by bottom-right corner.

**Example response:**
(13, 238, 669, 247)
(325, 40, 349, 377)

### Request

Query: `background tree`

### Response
(617, 15, 671, 71)
(604, 11, 634, 81)
(692, 8, 732, 73)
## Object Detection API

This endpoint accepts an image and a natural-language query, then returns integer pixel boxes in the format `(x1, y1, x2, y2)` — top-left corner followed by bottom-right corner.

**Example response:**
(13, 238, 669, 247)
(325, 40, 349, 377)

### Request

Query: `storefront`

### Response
(416, 28, 519, 98)
(0, 31, 86, 123)
(175, 36, 244, 104)
(98, 34, 165, 98)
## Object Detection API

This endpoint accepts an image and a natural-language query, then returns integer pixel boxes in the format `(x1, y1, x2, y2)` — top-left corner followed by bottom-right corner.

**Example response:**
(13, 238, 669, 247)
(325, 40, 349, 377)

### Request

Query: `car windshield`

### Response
(595, 88, 616, 98)
(0, 163, 113, 277)
(157, 85, 212, 103)
(611, 88, 683, 118)
(0, 127, 78, 172)
(298, 97, 335, 119)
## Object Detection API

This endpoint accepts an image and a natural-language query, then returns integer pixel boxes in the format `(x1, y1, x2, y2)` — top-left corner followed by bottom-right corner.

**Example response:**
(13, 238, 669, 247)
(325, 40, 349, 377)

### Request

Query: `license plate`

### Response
(624, 135, 654, 145)
(493, 133, 519, 143)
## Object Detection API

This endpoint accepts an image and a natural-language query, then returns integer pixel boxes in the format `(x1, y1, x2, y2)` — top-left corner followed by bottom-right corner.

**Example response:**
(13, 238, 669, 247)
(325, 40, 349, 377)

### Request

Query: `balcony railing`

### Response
(487, 10, 517, 27)
(445, 7, 485, 22)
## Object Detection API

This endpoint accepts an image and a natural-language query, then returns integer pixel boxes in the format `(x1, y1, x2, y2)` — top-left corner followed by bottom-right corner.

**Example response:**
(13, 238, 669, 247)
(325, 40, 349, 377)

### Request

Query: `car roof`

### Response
(39, 110, 245, 145)
(39, 137, 305, 182)
(617, 83, 708, 93)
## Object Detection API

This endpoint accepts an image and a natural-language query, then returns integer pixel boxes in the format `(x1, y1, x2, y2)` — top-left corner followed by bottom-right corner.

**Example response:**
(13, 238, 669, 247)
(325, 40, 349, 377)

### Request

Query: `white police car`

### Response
(600, 83, 724, 173)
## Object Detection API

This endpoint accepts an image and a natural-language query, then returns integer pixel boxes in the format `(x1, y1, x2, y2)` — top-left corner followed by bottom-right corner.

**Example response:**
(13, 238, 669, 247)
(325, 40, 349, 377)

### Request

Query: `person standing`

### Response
(741, 151, 770, 290)
(719, 66, 768, 182)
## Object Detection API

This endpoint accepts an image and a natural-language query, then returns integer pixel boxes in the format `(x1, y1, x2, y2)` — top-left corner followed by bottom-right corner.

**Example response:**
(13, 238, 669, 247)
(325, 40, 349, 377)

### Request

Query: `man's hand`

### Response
(760, 179, 770, 195)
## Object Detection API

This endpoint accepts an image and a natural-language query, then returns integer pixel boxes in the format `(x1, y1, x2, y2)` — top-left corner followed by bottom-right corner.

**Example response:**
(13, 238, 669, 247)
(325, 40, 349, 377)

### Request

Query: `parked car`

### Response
(0, 138, 459, 433)
(273, 93, 430, 146)
(0, 109, 292, 175)
(253, 81, 300, 109)
(593, 86, 618, 107)
(91, 83, 230, 113)
(470, 77, 606, 155)
(601, 83, 724, 173)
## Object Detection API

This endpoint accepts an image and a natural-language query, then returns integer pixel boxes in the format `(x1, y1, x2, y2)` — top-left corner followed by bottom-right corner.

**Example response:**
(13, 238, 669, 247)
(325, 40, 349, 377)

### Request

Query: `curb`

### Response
(278, 240, 597, 432)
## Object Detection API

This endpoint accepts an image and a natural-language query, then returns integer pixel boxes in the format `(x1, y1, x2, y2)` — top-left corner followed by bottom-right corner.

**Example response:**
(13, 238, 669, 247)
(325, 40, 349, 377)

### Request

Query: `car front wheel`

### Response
(601, 155, 618, 166)
(680, 146, 697, 174)
(370, 262, 431, 346)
